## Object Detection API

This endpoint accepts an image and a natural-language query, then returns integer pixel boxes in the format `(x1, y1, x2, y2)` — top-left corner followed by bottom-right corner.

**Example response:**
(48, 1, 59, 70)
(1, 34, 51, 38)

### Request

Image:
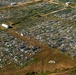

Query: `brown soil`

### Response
(0, 0, 76, 75)
(0, 27, 76, 75)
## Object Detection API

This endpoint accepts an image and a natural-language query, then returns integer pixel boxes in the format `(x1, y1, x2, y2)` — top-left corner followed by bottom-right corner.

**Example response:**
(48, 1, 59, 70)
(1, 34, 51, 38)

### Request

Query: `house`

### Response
(21, 33, 24, 36)
(48, 60, 56, 64)
(66, 2, 70, 6)
(2, 24, 9, 28)
(11, 2, 17, 5)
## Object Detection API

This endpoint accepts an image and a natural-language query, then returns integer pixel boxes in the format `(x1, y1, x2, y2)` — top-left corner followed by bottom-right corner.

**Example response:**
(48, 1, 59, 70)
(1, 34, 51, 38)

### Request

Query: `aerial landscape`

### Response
(0, 0, 76, 75)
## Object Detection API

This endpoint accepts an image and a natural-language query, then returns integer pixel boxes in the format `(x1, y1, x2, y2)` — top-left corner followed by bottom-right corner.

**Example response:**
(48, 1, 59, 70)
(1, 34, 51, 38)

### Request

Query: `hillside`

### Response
(0, 0, 76, 75)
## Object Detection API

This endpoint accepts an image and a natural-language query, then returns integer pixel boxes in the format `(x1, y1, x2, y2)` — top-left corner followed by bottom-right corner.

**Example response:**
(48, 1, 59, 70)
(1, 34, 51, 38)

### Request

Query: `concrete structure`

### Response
(2, 24, 9, 28)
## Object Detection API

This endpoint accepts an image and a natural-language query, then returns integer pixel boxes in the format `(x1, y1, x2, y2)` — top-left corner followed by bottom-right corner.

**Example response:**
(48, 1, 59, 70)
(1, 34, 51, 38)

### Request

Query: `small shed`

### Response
(2, 24, 9, 28)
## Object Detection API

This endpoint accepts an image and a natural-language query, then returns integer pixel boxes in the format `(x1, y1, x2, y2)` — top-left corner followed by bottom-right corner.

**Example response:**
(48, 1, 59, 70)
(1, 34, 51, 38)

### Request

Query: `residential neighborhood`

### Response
(0, 0, 76, 75)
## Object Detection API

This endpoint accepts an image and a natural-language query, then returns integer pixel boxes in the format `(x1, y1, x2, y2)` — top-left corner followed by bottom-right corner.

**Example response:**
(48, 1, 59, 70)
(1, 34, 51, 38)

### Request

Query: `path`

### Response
(0, 27, 55, 75)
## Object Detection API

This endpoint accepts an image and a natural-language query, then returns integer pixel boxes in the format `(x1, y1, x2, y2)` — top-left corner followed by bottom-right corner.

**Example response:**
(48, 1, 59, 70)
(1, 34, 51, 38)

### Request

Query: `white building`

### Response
(11, 2, 17, 5)
(2, 24, 9, 28)
(66, 2, 70, 6)
(21, 33, 24, 36)
(48, 60, 56, 64)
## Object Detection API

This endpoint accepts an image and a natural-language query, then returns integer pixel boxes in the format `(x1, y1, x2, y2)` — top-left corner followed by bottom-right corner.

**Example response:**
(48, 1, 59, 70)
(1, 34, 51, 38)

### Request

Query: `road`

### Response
(0, 0, 76, 75)
(41, 8, 66, 16)
(0, 0, 41, 12)
(0, 26, 55, 75)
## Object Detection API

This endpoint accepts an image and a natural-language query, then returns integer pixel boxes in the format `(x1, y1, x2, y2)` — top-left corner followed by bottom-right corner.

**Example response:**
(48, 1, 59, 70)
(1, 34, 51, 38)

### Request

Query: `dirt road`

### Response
(0, 27, 55, 75)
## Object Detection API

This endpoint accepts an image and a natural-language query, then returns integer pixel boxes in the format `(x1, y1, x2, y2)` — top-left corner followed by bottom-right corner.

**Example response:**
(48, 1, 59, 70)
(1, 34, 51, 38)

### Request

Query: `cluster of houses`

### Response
(16, 16, 76, 58)
(0, 31, 41, 68)
(52, 8, 76, 21)
(0, 0, 76, 69)
(0, 1, 62, 21)
(0, 0, 30, 6)
(0, 8, 22, 20)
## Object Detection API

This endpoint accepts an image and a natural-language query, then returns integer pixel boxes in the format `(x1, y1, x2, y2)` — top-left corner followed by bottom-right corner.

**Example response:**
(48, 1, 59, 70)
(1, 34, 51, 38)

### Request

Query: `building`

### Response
(21, 33, 24, 36)
(66, 2, 70, 6)
(11, 2, 17, 5)
(2, 24, 9, 28)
